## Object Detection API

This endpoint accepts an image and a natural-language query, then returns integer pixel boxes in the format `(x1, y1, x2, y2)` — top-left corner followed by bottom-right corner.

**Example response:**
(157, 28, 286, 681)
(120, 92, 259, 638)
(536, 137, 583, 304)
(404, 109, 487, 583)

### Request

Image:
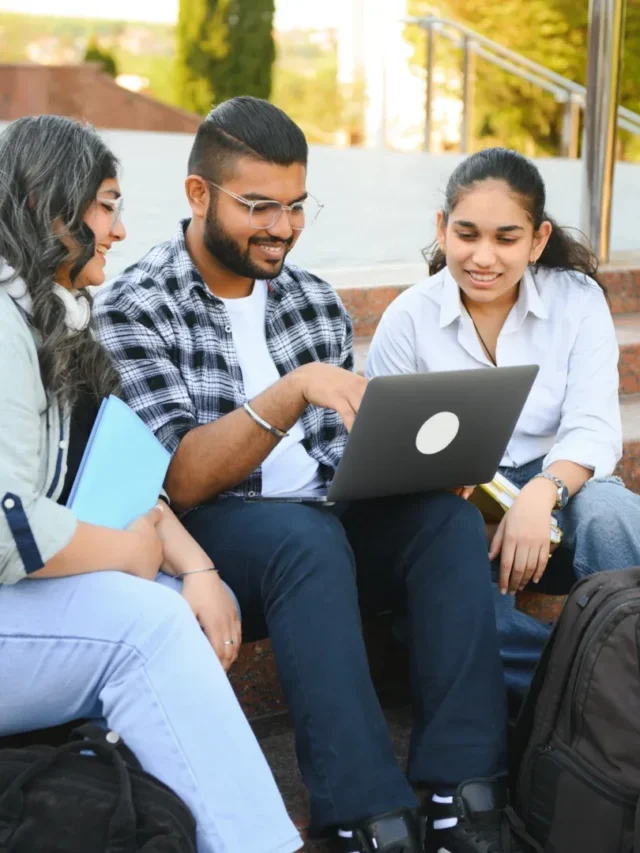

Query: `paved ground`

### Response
(15, 124, 635, 283)
(254, 700, 413, 851)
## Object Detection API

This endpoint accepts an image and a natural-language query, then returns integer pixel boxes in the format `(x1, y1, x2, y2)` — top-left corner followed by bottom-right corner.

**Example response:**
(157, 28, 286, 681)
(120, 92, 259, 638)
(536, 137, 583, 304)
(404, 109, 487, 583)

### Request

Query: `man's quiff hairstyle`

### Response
(187, 96, 308, 183)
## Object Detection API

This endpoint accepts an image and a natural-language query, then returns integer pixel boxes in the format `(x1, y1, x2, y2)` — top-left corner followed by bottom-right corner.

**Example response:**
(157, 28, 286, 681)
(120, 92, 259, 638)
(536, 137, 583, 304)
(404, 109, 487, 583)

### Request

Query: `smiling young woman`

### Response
(366, 146, 640, 698)
(0, 115, 300, 853)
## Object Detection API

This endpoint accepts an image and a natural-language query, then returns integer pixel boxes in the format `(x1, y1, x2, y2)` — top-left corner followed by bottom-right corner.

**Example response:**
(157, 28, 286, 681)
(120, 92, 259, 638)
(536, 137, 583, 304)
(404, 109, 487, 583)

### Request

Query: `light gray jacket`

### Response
(0, 287, 76, 584)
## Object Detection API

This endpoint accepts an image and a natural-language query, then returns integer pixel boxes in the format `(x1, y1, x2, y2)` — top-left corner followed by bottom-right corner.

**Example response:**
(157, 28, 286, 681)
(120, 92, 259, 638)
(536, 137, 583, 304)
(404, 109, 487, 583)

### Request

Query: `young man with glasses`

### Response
(93, 97, 530, 853)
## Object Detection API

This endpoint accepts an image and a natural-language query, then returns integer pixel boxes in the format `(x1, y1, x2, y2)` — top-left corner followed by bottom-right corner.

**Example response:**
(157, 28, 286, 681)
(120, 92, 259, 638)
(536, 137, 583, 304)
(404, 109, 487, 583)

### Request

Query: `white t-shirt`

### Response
(220, 281, 322, 496)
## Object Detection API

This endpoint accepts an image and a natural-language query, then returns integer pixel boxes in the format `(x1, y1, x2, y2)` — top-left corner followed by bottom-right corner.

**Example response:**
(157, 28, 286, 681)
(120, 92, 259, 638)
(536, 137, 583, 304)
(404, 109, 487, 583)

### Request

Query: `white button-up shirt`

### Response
(365, 266, 622, 477)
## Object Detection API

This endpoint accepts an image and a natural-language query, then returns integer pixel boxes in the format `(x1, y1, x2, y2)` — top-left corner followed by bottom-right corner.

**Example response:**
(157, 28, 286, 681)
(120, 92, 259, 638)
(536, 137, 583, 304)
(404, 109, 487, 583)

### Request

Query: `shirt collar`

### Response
(170, 218, 291, 300)
(514, 266, 548, 324)
(438, 265, 548, 329)
(171, 219, 207, 296)
(438, 268, 464, 328)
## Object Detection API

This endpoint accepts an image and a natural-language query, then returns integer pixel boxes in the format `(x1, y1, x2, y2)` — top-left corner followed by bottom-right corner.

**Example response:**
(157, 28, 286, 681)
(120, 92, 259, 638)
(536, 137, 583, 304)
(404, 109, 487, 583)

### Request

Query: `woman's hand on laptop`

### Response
(294, 363, 368, 431)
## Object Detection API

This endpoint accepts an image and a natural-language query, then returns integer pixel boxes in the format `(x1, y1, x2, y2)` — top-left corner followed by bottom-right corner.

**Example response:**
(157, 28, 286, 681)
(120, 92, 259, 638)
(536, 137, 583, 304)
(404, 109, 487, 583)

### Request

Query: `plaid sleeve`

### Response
(341, 308, 355, 373)
(93, 287, 196, 455)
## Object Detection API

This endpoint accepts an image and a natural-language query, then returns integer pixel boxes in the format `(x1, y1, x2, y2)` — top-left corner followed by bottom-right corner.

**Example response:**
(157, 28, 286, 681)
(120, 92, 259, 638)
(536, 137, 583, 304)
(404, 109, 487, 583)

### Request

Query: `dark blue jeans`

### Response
(183, 490, 507, 833)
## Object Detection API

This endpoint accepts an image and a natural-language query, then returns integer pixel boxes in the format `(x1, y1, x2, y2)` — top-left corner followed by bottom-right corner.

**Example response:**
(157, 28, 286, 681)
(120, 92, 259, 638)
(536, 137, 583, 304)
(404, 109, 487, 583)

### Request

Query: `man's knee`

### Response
(266, 506, 355, 587)
(403, 492, 489, 578)
(418, 491, 486, 540)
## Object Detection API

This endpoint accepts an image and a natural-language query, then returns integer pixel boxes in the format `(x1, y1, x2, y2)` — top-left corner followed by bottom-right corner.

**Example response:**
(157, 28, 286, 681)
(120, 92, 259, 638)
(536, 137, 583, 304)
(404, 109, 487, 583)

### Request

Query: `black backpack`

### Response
(0, 723, 196, 852)
(512, 567, 640, 853)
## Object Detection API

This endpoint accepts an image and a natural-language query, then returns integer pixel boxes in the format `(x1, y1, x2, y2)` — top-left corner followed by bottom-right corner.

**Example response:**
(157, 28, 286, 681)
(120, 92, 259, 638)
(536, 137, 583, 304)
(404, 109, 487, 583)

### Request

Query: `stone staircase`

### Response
(233, 266, 640, 845)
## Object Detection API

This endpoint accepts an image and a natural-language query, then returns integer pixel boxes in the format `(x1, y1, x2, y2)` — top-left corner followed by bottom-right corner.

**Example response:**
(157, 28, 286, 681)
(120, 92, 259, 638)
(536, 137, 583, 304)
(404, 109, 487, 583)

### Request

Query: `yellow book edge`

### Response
(470, 471, 563, 545)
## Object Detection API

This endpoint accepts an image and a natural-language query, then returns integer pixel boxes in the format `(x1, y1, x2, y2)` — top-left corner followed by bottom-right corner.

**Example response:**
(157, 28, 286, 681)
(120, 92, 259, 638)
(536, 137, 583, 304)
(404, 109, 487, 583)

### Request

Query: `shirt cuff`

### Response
(542, 441, 620, 480)
(1, 494, 78, 583)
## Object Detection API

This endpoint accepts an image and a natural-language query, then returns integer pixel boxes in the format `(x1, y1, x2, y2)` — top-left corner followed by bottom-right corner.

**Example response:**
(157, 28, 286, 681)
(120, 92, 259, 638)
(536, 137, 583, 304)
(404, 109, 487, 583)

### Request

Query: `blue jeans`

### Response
(0, 571, 301, 853)
(182, 491, 508, 834)
(494, 458, 640, 696)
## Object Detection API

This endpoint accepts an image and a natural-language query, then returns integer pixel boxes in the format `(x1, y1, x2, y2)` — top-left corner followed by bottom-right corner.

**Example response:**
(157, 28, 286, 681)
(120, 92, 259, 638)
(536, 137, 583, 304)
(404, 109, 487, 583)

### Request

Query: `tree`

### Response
(216, 0, 275, 103)
(176, 0, 275, 115)
(84, 35, 118, 78)
(406, 0, 640, 158)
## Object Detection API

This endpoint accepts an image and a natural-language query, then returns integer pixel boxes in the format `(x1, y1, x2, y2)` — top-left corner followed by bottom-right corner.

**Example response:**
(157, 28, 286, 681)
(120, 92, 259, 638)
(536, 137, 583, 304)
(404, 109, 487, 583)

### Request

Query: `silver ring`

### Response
(223, 639, 236, 646)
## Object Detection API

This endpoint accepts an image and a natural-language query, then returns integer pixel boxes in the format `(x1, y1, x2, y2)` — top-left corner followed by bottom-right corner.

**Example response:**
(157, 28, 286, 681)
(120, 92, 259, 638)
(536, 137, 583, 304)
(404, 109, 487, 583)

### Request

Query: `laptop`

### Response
(247, 365, 539, 504)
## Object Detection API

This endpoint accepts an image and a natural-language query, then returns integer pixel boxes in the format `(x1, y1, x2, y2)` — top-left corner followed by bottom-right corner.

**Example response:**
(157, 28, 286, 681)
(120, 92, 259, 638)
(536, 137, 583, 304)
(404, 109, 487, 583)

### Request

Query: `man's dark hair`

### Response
(187, 96, 308, 183)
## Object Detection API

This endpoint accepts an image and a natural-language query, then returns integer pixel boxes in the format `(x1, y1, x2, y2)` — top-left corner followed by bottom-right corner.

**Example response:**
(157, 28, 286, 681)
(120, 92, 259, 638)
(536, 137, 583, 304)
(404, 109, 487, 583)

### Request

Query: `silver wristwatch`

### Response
(532, 472, 569, 509)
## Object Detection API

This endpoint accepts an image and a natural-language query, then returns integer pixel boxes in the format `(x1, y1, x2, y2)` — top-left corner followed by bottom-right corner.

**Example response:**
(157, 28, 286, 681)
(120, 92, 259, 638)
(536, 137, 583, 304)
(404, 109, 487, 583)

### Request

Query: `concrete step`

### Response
(354, 313, 640, 397)
(338, 266, 640, 339)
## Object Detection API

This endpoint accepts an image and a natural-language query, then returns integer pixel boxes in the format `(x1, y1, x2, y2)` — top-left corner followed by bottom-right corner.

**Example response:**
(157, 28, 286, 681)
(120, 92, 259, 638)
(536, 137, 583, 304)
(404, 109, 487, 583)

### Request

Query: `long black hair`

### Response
(0, 115, 121, 403)
(425, 147, 604, 291)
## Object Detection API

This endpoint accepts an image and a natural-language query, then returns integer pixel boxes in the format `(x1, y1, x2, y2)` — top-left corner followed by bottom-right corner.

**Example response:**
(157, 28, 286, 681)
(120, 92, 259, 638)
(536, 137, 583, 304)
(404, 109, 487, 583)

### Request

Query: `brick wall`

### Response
(0, 63, 201, 134)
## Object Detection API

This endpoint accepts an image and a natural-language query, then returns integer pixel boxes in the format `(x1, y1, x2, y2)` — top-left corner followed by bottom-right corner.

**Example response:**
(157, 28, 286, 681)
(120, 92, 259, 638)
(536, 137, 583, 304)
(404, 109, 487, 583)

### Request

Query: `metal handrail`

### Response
(408, 14, 640, 154)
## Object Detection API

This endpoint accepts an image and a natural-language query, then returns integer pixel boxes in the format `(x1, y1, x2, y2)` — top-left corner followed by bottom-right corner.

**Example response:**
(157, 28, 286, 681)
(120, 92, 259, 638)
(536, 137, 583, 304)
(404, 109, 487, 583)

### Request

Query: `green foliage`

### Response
(0, 11, 177, 105)
(176, 0, 275, 114)
(406, 0, 640, 158)
(271, 32, 342, 145)
(84, 34, 118, 77)
(217, 0, 275, 102)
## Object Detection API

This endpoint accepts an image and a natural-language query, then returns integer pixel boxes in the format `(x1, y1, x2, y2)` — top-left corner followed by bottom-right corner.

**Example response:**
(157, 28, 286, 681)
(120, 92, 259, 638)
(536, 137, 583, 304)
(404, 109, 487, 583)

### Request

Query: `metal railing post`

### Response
(461, 36, 475, 154)
(582, 0, 626, 263)
(561, 96, 581, 158)
(424, 22, 434, 153)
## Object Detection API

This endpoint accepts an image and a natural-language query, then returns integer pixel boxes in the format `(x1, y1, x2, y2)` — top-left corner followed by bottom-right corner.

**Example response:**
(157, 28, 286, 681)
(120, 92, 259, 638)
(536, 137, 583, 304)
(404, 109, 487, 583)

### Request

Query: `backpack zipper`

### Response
(536, 745, 636, 806)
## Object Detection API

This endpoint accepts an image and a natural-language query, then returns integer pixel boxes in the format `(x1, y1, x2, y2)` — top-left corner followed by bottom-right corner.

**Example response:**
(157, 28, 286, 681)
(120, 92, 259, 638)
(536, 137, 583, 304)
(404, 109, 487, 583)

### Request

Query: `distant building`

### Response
(0, 63, 200, 134)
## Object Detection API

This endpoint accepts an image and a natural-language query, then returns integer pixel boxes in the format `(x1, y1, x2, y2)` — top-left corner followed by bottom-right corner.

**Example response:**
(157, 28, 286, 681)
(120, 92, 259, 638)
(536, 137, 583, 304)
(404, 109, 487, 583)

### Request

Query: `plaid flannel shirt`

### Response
(92, 220, 353, 497)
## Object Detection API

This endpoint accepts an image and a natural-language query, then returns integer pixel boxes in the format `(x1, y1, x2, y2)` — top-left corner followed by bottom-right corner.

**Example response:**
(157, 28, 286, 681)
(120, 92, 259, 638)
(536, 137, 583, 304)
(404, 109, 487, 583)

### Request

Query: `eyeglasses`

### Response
(205, 180, 323, 231)
(97, 195, 124, 230)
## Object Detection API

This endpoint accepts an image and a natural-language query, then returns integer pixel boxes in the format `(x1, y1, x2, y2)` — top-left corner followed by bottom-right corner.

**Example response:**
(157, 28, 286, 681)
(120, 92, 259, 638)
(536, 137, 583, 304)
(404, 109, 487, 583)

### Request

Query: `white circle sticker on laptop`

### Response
(415, 411, 460, 455)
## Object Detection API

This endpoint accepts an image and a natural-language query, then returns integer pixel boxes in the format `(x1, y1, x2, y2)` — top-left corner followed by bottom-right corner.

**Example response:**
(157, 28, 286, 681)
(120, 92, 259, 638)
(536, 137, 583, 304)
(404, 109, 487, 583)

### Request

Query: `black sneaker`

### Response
(423, 778, 541, 853)
(331, 808, 424, 853)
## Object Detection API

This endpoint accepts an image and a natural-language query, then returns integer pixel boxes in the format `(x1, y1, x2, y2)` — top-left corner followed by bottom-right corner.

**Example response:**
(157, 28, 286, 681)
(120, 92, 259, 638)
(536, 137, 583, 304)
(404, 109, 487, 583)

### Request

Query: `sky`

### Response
(0, 0, 343, 29)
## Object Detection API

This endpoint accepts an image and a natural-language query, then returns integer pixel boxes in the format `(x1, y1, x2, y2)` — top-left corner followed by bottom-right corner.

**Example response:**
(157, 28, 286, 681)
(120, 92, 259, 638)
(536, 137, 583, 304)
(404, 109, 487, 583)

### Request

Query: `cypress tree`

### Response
(176, 0, 275, 114)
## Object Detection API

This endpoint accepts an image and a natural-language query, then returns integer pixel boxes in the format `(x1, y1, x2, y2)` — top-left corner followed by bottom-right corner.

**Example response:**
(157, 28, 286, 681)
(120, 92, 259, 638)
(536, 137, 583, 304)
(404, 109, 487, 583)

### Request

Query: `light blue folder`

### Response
(67, 395, 171, 530)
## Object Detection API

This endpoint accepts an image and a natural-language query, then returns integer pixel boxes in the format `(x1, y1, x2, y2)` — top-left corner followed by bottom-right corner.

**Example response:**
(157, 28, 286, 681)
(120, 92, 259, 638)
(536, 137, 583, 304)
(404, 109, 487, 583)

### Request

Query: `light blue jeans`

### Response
(493, 458, 640, 696)
(0, 570, 301, 853)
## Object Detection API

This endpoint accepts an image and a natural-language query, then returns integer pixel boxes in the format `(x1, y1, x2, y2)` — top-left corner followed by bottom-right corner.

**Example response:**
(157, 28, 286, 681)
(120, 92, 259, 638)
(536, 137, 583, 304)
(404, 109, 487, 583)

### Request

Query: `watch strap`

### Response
(532, 472, 568, 507)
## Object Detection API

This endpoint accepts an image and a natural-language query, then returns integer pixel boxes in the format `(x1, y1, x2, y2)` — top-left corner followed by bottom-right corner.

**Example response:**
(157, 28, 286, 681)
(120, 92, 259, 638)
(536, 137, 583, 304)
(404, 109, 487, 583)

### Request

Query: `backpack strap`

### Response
(0, 736, 137, 853)
(71, 723, 142, 769)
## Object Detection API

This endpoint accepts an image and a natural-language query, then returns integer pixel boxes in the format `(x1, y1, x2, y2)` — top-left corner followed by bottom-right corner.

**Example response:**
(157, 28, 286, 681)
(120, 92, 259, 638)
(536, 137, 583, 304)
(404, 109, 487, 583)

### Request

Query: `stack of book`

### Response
(470, 471, 563, 546)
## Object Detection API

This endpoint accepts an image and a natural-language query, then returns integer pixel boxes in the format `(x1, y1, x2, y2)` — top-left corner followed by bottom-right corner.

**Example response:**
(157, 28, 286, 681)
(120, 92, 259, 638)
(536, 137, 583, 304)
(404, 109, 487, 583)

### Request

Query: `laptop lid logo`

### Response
(415, 411, 460, 455)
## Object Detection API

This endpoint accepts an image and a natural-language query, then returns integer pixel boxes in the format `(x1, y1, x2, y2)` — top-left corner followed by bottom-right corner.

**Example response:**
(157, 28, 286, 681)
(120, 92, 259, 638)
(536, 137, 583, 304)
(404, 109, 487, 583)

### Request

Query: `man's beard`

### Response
(203, 206, 293, 281)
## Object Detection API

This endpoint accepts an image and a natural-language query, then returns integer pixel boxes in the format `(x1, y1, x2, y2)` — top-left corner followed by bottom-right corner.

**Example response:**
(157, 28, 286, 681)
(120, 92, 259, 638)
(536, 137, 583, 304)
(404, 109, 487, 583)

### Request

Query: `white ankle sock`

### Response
(337, 828, 359, 852)
(432, 793, 458, 830)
